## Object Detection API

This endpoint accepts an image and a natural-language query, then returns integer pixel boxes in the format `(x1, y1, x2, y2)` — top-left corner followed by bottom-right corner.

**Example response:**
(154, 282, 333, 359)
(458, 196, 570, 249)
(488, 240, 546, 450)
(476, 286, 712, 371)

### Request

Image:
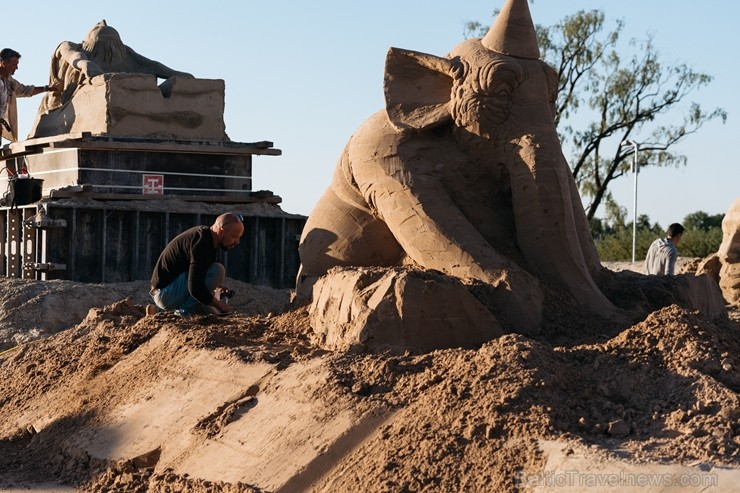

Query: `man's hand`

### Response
(211, 296, 232, 314)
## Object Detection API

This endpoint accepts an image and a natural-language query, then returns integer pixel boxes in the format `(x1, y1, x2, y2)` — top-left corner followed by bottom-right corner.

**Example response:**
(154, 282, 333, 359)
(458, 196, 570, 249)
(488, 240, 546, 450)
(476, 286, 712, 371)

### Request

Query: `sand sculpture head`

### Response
(80, 20, 128, 70)
(298, 0, 619, 335)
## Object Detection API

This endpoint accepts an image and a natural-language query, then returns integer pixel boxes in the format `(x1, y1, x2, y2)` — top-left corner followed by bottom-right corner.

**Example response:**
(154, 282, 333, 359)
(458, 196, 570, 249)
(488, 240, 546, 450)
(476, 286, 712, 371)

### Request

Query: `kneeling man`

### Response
(149, 213, 243, 315)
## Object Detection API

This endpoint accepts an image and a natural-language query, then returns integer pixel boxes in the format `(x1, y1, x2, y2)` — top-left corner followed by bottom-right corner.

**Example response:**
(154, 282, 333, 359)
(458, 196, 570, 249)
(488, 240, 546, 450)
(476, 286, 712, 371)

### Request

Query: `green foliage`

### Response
(679, 227, 723, 258)
(593, 215, 663, 261)
(596, 232, 634, 261)
(679, 210, 725, 257)
(683, 211, 724, 231)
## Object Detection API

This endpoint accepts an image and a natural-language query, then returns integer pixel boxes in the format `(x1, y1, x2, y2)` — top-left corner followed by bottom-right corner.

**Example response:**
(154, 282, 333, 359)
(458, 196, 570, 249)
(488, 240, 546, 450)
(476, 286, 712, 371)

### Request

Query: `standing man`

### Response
(644, 223, 685, 276)
(0, 48, 55, 142)
(148, 213, 244, 316)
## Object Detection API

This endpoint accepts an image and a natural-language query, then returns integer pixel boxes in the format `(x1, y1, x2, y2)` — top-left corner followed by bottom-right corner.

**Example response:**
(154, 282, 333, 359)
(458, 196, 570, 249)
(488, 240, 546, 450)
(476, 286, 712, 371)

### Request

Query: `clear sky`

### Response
(5, 1, 737, 228)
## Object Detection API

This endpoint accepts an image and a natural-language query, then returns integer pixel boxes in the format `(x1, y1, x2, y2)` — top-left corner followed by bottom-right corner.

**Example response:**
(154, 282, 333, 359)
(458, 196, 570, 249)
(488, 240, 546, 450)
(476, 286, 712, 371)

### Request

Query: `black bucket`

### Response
(11, 178, 44, 207)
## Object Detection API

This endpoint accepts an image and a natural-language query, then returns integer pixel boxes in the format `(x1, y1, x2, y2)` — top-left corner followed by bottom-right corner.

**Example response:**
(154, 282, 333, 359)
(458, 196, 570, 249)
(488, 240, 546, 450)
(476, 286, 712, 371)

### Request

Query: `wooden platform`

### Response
(0, 133, 304, 287)
(1, 133, 282, 202)
(47, 187, 283, 205)
(0, 200, 306, 287)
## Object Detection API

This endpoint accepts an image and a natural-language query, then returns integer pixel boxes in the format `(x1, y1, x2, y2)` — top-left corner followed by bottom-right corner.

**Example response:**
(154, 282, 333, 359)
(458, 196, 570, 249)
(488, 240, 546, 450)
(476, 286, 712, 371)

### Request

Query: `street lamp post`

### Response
(622, 140, 639, 262)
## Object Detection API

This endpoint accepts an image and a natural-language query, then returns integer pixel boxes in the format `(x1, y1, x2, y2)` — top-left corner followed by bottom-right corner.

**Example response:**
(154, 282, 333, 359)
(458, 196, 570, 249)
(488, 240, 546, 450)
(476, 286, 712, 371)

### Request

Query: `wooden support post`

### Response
(101, 209, 107, 282)
(6, 210, 21, 278)
(22, 207, 38, 279)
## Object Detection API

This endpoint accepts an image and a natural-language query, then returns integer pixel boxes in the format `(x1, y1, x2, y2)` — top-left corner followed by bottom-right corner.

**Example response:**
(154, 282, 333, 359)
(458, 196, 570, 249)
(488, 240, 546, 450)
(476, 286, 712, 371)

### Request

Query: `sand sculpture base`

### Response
(30, 74, 227, 141)
(306, 265, 728, 354)
(308, 267, 505, 353)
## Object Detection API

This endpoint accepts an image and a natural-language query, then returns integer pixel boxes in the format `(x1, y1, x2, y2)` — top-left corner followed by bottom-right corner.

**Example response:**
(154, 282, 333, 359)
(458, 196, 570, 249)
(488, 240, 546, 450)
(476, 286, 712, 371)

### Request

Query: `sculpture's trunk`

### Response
(503, 104, 616, 314)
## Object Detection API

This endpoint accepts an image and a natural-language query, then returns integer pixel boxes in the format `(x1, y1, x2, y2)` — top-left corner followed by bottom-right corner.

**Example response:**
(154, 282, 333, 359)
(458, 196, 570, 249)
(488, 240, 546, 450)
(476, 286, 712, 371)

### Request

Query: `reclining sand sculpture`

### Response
(298, 0, 620, 344)
(28, 20, 226, 141)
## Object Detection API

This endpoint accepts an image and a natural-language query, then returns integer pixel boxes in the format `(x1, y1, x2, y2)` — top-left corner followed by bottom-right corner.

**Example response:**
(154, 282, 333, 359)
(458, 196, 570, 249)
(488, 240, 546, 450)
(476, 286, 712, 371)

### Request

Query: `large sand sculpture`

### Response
(28, 20, 226, 140)
(299, 0, 616, 337)
(298, 0, 727, 348)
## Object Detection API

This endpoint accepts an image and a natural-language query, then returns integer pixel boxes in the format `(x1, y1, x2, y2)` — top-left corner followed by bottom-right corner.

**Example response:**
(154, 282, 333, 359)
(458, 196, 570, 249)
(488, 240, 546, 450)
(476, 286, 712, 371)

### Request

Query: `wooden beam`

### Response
(47, 190, 283, 204)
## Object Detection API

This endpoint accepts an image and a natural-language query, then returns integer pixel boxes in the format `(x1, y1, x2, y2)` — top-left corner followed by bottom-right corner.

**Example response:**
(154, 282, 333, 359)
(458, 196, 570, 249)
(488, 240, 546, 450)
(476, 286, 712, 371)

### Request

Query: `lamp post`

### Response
(621, 140, 639, 262)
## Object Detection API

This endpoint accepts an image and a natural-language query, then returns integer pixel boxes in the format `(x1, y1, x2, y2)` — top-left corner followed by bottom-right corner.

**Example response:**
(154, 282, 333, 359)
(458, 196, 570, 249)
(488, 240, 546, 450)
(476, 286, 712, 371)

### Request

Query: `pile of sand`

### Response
(0, 267, 738, 492)
(0, 278, 291, 352)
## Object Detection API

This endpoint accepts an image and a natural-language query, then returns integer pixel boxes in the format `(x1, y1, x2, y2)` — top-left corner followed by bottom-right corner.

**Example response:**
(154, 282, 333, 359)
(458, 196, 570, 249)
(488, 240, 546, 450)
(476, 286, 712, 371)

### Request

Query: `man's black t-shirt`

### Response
(150, 226, 217, 305)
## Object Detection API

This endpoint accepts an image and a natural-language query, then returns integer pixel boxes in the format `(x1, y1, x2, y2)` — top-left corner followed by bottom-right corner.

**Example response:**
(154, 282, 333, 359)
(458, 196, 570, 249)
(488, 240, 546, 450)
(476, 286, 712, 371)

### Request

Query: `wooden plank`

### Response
(47, 190, 283, 204)
(2, 135, 281, 159)
(47, 141, 282, 156)
(47, 137, 280, 156)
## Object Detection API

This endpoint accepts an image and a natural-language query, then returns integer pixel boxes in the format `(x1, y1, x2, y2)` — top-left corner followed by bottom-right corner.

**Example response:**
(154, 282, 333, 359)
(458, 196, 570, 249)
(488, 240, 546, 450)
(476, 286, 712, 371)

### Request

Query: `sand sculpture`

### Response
(698, 198, 740, 305)
(298, 0, 620, 339)
(28, 20, 226, 140)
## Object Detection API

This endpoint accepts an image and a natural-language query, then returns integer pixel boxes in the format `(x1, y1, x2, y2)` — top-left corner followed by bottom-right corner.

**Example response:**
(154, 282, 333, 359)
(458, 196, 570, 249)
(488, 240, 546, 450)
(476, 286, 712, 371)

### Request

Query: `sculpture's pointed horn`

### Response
(481, 0, 540, 59)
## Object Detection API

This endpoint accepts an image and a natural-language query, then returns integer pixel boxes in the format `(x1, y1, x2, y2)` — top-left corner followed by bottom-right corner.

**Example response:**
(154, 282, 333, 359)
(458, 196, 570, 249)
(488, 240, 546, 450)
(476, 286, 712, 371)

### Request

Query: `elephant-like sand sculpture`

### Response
(298, 0, 619, 335)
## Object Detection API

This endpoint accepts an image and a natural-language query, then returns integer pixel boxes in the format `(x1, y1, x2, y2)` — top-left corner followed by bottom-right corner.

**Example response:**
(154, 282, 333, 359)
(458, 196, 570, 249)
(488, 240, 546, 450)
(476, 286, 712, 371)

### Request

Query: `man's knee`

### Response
(206, 263, 226, 288)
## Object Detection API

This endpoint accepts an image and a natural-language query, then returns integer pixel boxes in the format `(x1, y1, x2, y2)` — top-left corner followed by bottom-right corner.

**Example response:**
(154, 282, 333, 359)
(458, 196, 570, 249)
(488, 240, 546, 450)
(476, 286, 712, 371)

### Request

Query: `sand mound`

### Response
(0, 268, 738, 492)
(0, 278, 291, 352)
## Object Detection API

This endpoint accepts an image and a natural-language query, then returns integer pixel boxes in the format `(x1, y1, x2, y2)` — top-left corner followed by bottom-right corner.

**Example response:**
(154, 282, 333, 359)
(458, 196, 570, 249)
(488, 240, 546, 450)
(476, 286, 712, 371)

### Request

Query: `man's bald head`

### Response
(212, 213, 244, 250)
(214, 213, 242, 228)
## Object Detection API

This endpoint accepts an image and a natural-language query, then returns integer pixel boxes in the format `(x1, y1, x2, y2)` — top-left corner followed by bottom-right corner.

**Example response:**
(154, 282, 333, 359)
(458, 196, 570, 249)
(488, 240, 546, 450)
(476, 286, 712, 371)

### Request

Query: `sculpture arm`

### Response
(125, 47, 194, 79)
(349, 129, 544, 332)
(55, 41, 104, 79)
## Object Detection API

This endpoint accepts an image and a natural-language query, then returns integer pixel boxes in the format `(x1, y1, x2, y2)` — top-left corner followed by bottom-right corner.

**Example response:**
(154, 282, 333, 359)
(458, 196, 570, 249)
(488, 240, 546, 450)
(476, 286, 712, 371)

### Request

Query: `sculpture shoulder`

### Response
(125, 46, 194, 78)
(55, 41, 83, 56)
(352, 110, 455, 147)
(347, 109, 462, 171)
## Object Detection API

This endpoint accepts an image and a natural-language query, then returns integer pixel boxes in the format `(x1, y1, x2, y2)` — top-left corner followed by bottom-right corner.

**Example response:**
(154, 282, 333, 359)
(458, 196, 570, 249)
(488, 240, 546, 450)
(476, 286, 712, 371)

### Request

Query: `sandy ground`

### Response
(0, 261, 738, 492)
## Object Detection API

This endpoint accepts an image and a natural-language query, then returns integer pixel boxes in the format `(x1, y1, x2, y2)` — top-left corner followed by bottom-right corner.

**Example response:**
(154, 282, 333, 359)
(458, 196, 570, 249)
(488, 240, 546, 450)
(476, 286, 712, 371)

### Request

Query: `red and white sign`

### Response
(142, 174, 164, 195)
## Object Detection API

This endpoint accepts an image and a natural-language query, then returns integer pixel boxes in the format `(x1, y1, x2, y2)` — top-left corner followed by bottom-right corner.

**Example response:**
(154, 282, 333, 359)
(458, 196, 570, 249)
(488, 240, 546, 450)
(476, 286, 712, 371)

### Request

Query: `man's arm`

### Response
(665, 244, 678, 276)
(187, 259, 216, 305)
(665, 247, 678, 275)
(211, 295, 231, 314)
(186, 263, 231, 313)
(8, 77, 37, 98)
(187, 232, 231, 313)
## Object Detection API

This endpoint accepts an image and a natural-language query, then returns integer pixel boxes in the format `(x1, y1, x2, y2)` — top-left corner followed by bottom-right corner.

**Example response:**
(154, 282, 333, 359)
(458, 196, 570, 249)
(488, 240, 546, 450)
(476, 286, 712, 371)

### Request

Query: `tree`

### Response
(465, 8, 727, 221)
(682, 211, 724, 231)
(592, 213, 663, 261)
(680, 210, 724, 258)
